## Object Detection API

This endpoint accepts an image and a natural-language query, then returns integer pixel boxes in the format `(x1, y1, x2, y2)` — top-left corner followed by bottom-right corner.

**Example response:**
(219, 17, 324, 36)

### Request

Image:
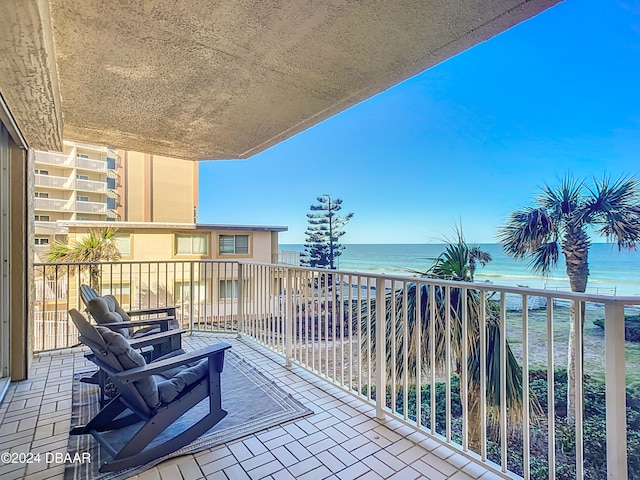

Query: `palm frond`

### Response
(536, 175, 583, 216)
(583, 175, 640, 249)
(498, 207, 557, 259)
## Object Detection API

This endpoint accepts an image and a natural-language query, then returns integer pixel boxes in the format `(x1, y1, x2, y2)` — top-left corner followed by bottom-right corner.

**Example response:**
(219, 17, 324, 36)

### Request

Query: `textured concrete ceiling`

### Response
(1, 0, 561, 160)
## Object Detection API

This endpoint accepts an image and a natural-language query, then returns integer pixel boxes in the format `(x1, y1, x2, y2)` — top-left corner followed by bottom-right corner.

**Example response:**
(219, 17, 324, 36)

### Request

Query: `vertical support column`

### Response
(285, 268, 293, 366)
(604, 301, 628, 480)
(375, 277, 386, 420)
(237, 263, 244, 339)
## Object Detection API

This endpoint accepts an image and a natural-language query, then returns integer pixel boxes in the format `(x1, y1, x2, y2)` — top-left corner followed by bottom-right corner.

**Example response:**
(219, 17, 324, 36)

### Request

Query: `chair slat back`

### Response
(80, 284, 99, 307)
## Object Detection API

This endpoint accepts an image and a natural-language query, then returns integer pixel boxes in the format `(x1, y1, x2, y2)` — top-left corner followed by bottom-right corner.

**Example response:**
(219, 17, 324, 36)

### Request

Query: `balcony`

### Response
(23, 259, 640, 480)
(33, 151, 71, 166)
(34, 197, 72, 211)
(75, 200, 106, 213)
(75, 156, 107, 172)
(74, 178, 106, 193)
(34, 174, 71, 189)
(279, 249, 305, 266)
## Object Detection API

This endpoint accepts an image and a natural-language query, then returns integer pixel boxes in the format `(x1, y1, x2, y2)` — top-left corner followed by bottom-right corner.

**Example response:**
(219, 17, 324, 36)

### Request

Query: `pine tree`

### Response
(304, 195, 353, 269)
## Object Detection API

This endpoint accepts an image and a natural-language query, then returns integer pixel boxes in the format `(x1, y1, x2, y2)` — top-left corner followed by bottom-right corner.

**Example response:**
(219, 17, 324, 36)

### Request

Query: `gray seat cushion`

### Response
(157, 359, 208, 404)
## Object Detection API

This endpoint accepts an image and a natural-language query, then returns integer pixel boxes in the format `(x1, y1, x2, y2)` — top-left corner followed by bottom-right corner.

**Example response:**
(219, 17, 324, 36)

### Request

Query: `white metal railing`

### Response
(278, 249, 304, 266)
(75, 178, 106, 192)
(75, 157, 107, 171)
(75, 200, 106, 213)
(34, 151, 69, 166)
(31, 260, 639, 480)
(34, 197, 72, 211)
(35, 174, 71, 189)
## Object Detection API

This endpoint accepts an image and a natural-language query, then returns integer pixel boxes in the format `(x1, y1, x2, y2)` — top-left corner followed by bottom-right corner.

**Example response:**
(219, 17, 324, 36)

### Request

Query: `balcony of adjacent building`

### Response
(34, 150, 108, 173)
(34, 197, 107, 215)
(8, 258, 636, 480)
(34, 173, 107, 193)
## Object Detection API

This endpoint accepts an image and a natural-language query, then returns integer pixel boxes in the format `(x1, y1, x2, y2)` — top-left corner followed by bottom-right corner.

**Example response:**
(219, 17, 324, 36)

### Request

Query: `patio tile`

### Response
(246, 459, 283, 479)
(270, 446, 298, 467)
(284, 440, 313, 462)
(241, 451, 276, 471)
(336, 461, 370, 480)
(315, 449, 347, 473)
(229, 440, 254, 462)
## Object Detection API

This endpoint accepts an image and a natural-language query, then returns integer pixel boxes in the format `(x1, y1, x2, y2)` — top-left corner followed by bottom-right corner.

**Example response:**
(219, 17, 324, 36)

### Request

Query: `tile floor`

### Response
(0, 333, 512, 480)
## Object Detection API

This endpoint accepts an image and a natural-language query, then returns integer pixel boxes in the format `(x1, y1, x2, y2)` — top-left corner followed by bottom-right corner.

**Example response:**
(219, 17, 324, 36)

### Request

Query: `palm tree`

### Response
(469, 246, 493, 282)
(498, 174, 640, 419)
(362, 235, 529, 451)
(46, 228, 121, 290)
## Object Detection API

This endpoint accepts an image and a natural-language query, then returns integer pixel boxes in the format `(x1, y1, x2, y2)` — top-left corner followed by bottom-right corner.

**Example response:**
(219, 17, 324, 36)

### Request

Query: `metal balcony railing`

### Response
(32, 259, 640, 480)
(34, 174, 71, 189)
(75, 200, 106, 213)
(75, 157, 107, 172)
(75, 178, 106, 192)
(278, 249, 305, 266)
(34, 151, 70, 166)
(34, 197, 72, 211)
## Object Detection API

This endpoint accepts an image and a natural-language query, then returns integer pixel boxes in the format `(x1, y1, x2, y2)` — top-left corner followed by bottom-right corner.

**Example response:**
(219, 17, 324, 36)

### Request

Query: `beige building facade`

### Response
(34, 142, 199, 250)
(33, 221, 286, 351)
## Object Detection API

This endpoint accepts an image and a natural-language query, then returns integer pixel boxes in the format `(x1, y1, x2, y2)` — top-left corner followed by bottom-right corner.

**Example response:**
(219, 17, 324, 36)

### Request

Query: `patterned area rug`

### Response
(65, 350, 313, 480)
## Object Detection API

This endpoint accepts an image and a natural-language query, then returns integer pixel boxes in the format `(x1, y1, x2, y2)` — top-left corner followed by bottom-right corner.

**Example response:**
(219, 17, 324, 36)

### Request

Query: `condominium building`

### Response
(33, 141, 199, 250)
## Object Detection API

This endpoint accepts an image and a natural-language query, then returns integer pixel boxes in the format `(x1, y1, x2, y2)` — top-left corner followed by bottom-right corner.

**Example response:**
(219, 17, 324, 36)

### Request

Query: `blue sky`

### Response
(199, 0, 640, 244)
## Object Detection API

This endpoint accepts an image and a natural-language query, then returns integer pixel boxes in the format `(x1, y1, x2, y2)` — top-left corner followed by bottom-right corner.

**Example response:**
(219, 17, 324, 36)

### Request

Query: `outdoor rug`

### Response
(65, 350, 313, 480)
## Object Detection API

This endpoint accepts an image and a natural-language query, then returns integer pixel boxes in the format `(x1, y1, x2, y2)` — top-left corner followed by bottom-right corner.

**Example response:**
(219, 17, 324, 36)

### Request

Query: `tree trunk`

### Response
(562, 227, 589, 421)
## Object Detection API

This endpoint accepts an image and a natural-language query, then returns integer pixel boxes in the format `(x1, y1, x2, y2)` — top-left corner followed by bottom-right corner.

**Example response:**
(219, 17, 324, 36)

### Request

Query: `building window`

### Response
(174, 282, 206, 303)
(76, 195, 89, 202)
(219, 280, 249, 300)
(107, 157, 116, 169)
(101, 283, 130, 305)
(106, 177, 116, 189)
(219, 235, 249, 255)
(78, 154, 89, 159)
(106, 197, 116, 210)
(77, 216, 91, 221)
(76, 174, 89, 180)
(35, 192, 49, 198)
(34, 215, 50, 222)
(35, 169, 49, 175)
(34, 237, 49, 245)
(113, 234, 131, 256)
(175, 234, 208, 255)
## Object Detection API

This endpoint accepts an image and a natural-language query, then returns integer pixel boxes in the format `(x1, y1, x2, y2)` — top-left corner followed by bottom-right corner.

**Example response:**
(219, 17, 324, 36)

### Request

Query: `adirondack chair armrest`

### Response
(128, 306, 177, 317)
(126, 329, 184, 350)
(100, 317, 176, 331)
(112, 343, 232, 383)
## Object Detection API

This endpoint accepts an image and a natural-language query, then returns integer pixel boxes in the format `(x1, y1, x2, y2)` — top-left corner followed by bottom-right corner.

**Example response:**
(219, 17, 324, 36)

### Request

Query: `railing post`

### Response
(189, 261, 194, 334)
(604, 300, 628, 480)
(285, 268, 293, 366)
(237, 263, 244, 339)
(375, 277, 386, 420)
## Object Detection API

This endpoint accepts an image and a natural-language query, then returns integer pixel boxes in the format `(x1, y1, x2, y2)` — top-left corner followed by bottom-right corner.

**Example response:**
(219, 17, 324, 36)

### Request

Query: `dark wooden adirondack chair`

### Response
(80, 284, 181, 358)
(69, 309, 231, 472)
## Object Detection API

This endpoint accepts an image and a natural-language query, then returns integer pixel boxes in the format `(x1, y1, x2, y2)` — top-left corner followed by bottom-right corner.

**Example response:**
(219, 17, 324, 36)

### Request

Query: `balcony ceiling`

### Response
(0, 0, 560, 160)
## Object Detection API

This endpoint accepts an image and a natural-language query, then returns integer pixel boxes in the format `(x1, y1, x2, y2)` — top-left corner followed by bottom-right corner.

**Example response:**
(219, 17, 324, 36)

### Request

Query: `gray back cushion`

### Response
(88, 296, 131, 338)
(95, 326, 160, 409)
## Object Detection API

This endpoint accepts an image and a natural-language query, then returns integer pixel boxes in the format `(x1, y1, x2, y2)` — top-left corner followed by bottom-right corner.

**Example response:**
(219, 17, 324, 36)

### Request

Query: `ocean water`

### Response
(280, 243, 640, 296)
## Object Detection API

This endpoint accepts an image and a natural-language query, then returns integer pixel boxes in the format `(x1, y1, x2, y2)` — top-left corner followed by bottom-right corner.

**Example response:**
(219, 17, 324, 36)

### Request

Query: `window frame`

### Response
(217, 234, 251, 257)
(113, 233, 132, 257)
(173, 232, 210, 258)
